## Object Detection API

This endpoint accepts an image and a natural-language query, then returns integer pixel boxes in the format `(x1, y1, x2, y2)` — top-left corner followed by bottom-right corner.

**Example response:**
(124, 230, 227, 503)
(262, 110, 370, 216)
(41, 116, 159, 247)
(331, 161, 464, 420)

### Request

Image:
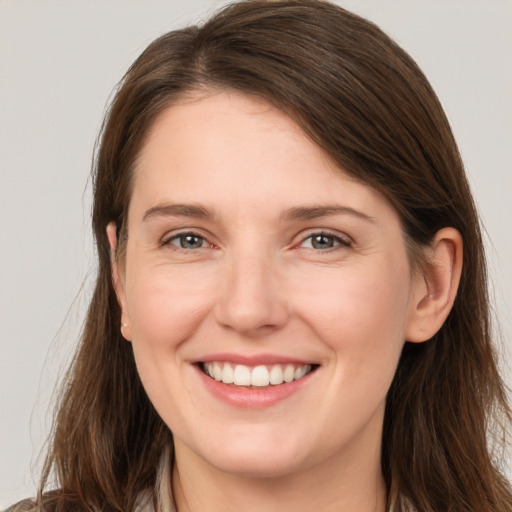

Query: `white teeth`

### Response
(213, 362, 222, 381)
(221, 363, 234, 384)
(251, 365, 270, 387)
(269, 365, 284, 385)
(203, 362, 313, 387)
(233, 365, 251, 386)
(283, 365, 295, 383)
(294, 365, 307, 380)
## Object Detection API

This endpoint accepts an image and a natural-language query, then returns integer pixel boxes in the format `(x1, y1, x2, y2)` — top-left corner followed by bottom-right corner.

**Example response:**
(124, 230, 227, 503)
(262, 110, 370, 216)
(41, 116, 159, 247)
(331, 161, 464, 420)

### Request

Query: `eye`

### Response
(166, 232, 209, 250)
(300, 232, 350, 250)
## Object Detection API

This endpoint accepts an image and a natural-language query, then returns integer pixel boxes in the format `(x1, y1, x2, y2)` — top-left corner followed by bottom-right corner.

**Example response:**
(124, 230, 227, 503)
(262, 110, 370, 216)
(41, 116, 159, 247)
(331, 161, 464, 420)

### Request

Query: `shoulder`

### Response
(3, 496, 82, 512)
(4, 491, 158, 512)
(4, 499, 37, 512)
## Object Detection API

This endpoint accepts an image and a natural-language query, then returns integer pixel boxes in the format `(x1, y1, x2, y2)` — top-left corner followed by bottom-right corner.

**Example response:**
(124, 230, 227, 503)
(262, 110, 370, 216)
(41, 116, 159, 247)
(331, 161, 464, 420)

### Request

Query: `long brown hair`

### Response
(26, 1, 511, 510)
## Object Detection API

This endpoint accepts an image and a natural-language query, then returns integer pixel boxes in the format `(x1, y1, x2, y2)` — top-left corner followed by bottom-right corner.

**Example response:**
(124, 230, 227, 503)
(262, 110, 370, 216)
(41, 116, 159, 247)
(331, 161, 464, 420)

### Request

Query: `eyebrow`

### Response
(143, 203, 215, 222)
(280, 205, 375, 223)
(142, 202, 375, 224)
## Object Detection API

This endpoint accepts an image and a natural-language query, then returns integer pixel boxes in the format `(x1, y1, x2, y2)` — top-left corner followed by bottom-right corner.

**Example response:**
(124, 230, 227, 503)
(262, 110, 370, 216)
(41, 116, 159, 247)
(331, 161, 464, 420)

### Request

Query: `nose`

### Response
(214, 253, 289, 337)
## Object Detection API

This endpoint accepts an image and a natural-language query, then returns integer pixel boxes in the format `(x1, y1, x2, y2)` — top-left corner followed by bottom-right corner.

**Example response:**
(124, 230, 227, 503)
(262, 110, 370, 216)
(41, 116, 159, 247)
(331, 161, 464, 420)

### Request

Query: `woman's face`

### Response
(114, 90, 424, 479)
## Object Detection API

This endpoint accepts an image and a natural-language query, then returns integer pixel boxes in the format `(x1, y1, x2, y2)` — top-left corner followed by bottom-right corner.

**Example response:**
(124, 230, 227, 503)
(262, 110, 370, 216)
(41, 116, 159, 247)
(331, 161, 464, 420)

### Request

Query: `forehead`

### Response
(129, 90, 397, 225)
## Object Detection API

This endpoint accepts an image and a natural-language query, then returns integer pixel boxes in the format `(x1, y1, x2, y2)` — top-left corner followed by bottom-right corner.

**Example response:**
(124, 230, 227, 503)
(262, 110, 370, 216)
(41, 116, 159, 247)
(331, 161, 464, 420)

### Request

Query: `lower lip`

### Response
(195, 365, 315, 409)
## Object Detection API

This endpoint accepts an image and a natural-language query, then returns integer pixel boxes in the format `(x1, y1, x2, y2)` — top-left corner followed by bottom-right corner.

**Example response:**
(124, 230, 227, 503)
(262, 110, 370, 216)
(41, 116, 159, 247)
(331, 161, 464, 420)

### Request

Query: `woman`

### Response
(8, 1, 511, 511)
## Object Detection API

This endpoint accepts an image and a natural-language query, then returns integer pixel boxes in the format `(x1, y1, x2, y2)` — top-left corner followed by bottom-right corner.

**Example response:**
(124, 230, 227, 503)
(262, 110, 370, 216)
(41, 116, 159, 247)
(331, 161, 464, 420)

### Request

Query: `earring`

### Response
(121, 322, 128, 327)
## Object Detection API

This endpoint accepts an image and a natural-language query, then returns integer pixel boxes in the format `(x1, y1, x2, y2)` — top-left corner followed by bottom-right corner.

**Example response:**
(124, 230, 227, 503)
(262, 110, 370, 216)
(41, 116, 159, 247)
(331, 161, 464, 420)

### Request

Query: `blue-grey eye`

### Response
(171, 233, 206, 249)
(301, 233, 346, 250)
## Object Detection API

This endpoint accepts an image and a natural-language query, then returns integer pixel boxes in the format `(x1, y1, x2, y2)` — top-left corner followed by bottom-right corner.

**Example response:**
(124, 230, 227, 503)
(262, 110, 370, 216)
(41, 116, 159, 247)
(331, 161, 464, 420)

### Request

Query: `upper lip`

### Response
(195, 353, 317, 366)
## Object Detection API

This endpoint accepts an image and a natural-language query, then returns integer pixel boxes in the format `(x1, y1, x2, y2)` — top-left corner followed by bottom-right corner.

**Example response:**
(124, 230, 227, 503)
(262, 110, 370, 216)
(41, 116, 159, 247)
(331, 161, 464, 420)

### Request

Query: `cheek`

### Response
(295, 258, 411, 371)
(124, 263, 218, 353)
(122, 264, 219, 426)
(292, 259, 411, 442)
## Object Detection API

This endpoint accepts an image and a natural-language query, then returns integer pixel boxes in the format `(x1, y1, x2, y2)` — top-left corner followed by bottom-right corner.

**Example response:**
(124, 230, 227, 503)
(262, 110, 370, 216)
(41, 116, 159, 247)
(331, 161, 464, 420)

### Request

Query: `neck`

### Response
(171, 435, 387, 512)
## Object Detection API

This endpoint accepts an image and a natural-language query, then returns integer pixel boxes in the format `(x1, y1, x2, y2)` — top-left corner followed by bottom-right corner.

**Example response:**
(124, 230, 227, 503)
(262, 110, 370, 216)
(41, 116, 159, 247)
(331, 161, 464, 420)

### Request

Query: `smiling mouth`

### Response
(200, 362, 318, 388)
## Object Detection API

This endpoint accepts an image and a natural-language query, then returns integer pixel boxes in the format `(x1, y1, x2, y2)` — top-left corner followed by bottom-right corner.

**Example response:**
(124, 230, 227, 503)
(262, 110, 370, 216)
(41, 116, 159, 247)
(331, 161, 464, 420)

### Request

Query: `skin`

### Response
(108, 90, 462, 512)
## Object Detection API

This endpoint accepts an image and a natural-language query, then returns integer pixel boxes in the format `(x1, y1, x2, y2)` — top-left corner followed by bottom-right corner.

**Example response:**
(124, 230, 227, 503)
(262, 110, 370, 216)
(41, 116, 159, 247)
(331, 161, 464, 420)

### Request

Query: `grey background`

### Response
(1, 0, 511, 506)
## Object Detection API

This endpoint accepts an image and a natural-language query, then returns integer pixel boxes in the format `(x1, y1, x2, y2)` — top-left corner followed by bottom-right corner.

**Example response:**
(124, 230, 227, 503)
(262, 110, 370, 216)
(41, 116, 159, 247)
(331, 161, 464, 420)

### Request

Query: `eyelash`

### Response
(161, 231, 213, 251)
(162, 230, 351, 253)
(297, 231, 352, 252)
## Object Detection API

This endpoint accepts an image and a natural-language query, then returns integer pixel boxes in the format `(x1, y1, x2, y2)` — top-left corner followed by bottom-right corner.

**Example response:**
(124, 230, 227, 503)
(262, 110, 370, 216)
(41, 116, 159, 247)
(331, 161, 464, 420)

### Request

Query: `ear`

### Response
(405, 227, 463, 343)
(106, 222, 132, 341)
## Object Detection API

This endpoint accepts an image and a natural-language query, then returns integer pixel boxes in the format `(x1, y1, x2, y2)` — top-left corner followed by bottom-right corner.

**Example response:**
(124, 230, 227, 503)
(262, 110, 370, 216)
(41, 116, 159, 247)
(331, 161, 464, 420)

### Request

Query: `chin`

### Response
(208, 449, 307, 479)
(181, 426, 310, 479)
